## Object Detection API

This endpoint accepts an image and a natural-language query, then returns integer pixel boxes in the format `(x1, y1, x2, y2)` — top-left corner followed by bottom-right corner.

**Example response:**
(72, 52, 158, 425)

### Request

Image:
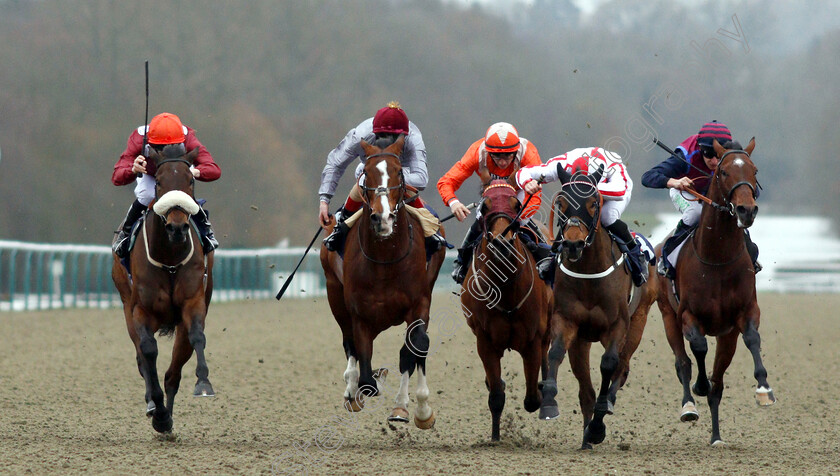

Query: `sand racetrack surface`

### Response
(1, 292, 838, 475)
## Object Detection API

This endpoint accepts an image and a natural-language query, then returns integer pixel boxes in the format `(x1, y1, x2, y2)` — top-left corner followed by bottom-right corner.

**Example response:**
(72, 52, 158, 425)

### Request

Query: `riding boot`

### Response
(113, 199, 146, 258)
(606, 220, 648, 286)
(744, 230, 762, 273)
(520, 232, 554, 282)
(192, 207, 219, 254)
(424, 232, 449, 256)
(323, 208, 350, 252)
(658, 220, 694, 279)
(452, 219, 482, 284)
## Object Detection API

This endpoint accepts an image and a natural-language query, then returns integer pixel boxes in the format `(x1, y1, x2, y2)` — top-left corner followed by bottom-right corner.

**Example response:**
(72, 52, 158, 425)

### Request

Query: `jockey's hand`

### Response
(318, 201, 332, 228)
(190, 166, 200, 178)
(131, 155, 147, 174)
(523, 179, 542, 195)
(667, 177, 694, 191)
(449, 200, 471, 222)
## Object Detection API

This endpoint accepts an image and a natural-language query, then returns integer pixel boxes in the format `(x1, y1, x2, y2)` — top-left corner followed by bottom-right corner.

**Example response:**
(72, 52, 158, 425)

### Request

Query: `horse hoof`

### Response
(373, 367, 389, 385)
(414, 410, 436, 430)
(539, 406, 560, 420)
(344, 397, 364, 412)
(692, 382, 709, 397)
(711, 439, 727, 447)
(680, 402, 699, 422)
(755, 387, 776, 406)
(606, 400, 615, 415)
(152, 414, 173, 433)
(146, 401, 155, 418)
(388, 407, 409, 423)
(193, 381, 215, 397)
(580, 442, 593, 450)
(584, 421, 606, 445)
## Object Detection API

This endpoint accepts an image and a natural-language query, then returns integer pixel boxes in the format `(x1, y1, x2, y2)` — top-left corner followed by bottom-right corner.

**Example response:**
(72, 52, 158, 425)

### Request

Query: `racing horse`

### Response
(111, 143, 215, 434)
(654, 138, 775, 446)
(539, 165, 656, 449)
(461, 180, 553, 441)
(320, 136, 446, 428)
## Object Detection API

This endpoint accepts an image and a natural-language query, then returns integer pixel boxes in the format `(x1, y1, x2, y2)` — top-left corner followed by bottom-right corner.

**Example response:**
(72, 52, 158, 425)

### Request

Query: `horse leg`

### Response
(163, 325, 192, 416)
(708, 330, 738, 446)
(662, 302, 697, 421)
(407, 320, 435, 429)
(521, 338, 544, 414)
(342, 341, 362, 412)
(184, 308, 214, 398)
(610, 298, 650, 408)
(133, 322, 172, 433)
(567, 339, 595, 450)
(683, 314, 710, 398)
(539, 321, 572, 420)
(353, 323, 379, 402)
(742, 318, 776, 406)
(583, 332, 623, 449)
(477, 334, 505, 441)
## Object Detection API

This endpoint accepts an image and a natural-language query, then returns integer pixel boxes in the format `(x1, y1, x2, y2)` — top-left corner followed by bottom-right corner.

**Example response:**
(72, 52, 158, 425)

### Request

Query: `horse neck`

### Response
(694, 182, 744, 260)
(358, 204, 412, 260)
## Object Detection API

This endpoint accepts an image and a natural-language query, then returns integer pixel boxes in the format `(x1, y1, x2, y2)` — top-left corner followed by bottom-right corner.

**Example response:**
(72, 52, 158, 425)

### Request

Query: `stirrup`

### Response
(113, 231, 130, 258)
(451, 263, 466, 284)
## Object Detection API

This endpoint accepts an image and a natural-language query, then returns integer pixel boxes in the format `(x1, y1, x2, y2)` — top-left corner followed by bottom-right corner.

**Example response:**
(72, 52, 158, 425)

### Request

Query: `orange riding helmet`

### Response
(484, 122, 520, 154)
(148, 112, 187, 145)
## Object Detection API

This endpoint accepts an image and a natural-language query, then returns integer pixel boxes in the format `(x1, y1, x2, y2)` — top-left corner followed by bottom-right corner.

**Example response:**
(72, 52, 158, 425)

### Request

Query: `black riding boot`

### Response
(452, 219, 482, 284)
(113, 199, 146, 258)
(658, 220, 694, 279)
(192, 207, 219, 254)
(744, 229, 762, 273)
(520, 232, 554, 282)
(606, 219, 649, 286)
(323, 208, 350, 252)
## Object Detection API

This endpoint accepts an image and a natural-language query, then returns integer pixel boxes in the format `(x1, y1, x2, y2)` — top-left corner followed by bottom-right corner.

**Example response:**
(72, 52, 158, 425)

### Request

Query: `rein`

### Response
(677, 149, 758, 216)
(356, 218, 414, 265)
(357, 151, 413, 265)
(551, 180, 602, 251)
(469, 236, 535, 315)
(141, 215, 195, 273)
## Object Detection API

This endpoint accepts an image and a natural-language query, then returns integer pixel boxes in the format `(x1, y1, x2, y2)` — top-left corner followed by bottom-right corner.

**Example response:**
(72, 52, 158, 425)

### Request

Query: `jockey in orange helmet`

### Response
(437, 122, 548, 284)
(318, 102, 446, 254)
(112, 112, 221, 258)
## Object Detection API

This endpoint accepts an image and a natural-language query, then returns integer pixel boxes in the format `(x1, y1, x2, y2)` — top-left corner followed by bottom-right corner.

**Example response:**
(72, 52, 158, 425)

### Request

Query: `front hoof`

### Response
(194, 380, 215, 397)
(584, 420, 606, 446)
(711, 439, 727, 447)
(755, 387, 776, 406)
(388, 407, 409, 423)
(692, 381, 710, 397)
(373, 368, 389, 387)
(146, 401, 155, 418)
(539, 405, 560, 420)
(414, 410, 436, 430)
(152, 413, 173, 433)
(344, 397, 364, 412)
(580, 442, 593, 450)
(606, 400, 615, 415)
(680, 402, 699, 422)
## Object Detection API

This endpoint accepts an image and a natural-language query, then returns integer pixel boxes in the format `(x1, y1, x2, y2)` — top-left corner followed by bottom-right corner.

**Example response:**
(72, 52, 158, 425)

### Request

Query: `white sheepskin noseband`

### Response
(153, 190, 200, 216)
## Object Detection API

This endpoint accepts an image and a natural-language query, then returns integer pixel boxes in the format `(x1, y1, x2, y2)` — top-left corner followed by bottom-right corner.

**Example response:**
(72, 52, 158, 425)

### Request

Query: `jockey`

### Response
(112, 112, 220, 258)
(517, 147, 649, 287)
(437, 122, 547, 284)
(318, 101, 446, 253)
(641, 120, 761, 279)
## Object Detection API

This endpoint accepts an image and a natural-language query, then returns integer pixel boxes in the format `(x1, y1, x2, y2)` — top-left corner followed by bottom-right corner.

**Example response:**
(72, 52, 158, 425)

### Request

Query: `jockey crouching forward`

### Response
(641, 120, 761, 279)
(517, 147, 648, 287)
(437, 122, 550, 284)
(112, 112, 220, 258)
(318, 102, 447, 255)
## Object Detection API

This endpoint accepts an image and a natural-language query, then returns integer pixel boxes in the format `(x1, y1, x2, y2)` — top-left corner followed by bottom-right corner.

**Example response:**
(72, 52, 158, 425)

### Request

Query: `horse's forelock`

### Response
(161, 143, 187, 159)
(721, 140, 742, 151)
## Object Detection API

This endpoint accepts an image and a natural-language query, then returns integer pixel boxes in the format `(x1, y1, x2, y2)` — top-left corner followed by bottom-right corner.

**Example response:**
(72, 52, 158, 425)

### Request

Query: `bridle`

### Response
(145, 157, 198, 273)
(678, 149, 759, 216)
(552, 180, 602, 251)
(359, 152, 407, 220)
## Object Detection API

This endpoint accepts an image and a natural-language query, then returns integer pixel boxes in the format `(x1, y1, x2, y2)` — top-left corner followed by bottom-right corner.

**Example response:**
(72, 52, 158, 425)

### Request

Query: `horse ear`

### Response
(509, 196, 521, 214)
(556, 162, 572, 185)
(360, 140, 374, 157)
(592, 164, 605, 183)
(186, 147, 199, 164)
(392, 134, 406, 154)
(745, 137, 756, 156)
(146, 146, 161, 165)
(713, 139, 726, 157)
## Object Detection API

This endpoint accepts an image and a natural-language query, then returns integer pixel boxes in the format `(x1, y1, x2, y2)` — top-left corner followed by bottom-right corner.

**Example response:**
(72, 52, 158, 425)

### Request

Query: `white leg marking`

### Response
(414, 368, 432, 421)
(343, 357, 359, 399)
(395, 371, 410, 410)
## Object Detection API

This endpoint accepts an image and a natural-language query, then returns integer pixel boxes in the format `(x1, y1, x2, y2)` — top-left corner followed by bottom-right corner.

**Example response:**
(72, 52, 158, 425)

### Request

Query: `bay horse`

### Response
(461, 180, 553, 441)
(539, 165, 656, 449)
(111, 144, 215, 434)
(320, 136, 445, 428)
(654, 138, 775, 446)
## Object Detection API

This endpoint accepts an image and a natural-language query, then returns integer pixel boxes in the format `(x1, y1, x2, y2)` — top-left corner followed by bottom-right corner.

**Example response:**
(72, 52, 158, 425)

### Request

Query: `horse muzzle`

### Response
(164, 221, 191, 244)
(734, 203, 758, 228)
(370, 211, 395, 237)
(562, 240, 584, 262)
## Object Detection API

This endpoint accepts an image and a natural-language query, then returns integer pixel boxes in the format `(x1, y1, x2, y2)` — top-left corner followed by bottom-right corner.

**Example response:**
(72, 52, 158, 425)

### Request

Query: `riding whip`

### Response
(275, 226, 323, 301)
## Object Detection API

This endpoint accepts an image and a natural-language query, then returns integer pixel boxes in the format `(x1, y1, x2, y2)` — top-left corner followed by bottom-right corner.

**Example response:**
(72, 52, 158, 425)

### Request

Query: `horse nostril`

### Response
(752, 205, 759, 218)
(370, 213, 381, 224)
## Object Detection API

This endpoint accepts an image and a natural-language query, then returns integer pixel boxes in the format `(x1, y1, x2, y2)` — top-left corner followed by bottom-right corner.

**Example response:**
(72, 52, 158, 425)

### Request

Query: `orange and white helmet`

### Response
(484, 122, 520, 154)
(148, 112, 187, 145)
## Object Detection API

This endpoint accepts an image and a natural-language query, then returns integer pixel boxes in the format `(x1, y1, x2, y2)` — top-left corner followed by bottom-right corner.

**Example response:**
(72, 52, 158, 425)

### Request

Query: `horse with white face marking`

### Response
(320, 136, 446, 428)
(111, 143, 215, 435)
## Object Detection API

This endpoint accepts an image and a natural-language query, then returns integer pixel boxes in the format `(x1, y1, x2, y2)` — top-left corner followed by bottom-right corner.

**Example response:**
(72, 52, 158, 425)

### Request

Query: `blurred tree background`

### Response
(0, 0, 837, 247)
